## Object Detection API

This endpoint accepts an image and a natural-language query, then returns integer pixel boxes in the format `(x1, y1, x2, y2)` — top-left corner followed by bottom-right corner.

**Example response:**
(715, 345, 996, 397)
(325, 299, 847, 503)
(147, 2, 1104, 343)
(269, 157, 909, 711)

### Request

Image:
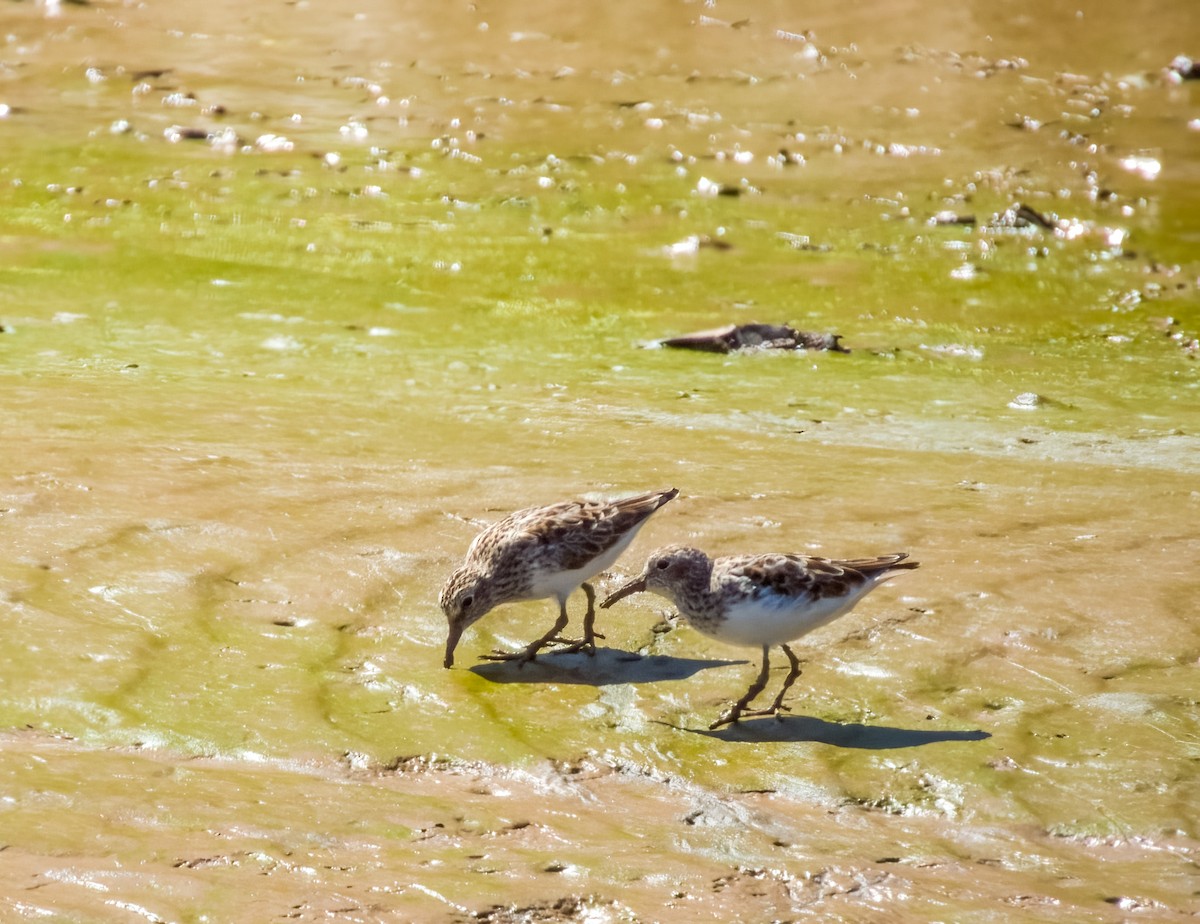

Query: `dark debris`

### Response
(658, 323, 848, 354)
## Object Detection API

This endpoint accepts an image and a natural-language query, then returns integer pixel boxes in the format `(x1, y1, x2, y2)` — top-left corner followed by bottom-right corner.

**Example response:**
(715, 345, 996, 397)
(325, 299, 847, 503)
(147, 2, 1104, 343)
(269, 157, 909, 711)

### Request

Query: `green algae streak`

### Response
(1, 1, 1198, 920)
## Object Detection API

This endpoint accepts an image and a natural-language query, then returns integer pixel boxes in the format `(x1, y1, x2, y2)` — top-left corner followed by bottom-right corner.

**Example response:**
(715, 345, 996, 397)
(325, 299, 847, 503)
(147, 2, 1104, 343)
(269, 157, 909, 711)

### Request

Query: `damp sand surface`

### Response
(1, 1, 1199, 920)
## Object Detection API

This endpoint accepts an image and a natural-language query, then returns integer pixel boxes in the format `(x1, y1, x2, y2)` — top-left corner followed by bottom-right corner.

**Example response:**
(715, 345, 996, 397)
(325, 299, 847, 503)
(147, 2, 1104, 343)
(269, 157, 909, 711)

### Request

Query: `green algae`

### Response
(2, 0, 1200, 920)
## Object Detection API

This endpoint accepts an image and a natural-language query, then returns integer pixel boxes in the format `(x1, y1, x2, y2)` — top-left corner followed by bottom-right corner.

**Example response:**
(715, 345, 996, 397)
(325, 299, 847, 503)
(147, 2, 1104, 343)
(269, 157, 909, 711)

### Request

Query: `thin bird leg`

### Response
(741, 644, 803, 719)
(481, 600, 571, 666)
(710, 645, 772, 729)
(548, 583, 605, 655)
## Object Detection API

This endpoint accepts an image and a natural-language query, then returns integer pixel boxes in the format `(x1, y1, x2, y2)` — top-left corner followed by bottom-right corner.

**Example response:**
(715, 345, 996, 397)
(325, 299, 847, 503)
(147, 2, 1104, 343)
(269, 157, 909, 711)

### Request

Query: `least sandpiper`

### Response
(441, 488, 679, 668)
(601, 545, 919, 728)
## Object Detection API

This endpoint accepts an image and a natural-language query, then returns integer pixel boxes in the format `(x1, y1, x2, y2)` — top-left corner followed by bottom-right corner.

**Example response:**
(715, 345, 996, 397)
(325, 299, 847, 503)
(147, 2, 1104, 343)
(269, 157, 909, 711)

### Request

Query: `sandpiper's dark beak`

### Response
(444, 623, 464, 669)
(600, 574, 648, 609)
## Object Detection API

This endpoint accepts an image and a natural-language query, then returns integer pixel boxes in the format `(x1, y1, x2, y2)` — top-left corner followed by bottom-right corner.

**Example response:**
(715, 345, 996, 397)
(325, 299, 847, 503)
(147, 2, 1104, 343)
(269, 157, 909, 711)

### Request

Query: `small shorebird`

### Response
(441, 488, 679, 668)
(601, 545, 919, 728)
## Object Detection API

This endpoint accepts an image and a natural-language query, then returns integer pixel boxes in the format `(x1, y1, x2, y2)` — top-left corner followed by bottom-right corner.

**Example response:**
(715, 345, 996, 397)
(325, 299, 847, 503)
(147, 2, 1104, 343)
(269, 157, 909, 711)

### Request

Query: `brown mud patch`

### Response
(3, 729, 1197, 922)
(2, 0, 1199, 921)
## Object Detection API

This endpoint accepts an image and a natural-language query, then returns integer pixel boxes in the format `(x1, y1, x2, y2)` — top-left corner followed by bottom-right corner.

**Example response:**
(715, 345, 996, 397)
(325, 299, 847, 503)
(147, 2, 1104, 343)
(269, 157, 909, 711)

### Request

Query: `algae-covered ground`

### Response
(1, 1, 1198, 920)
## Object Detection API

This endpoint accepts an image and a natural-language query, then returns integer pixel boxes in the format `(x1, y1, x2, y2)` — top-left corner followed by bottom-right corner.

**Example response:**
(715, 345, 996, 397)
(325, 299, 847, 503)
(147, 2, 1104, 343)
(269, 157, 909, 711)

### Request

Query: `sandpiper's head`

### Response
(600, 545, 710, 609)
(440, 567, 495, 668)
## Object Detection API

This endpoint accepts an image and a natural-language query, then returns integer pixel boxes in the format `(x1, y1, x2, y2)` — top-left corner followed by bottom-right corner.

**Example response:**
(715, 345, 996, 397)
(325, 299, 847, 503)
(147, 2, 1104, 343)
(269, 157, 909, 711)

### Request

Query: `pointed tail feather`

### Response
(837, 552, 919, 580)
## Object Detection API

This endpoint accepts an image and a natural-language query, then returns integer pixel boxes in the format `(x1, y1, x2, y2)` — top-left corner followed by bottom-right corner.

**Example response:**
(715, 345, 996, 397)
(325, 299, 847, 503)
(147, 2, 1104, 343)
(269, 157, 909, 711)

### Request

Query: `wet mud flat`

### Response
(2, 720, 1195, 923)
(3, 430, 1198, 922)
(2, 0, 1200, 921)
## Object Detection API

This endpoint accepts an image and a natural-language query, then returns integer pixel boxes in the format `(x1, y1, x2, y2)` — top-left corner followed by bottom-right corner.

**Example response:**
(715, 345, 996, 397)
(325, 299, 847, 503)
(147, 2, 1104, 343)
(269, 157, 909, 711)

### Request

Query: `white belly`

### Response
(694, 587, 872, 648)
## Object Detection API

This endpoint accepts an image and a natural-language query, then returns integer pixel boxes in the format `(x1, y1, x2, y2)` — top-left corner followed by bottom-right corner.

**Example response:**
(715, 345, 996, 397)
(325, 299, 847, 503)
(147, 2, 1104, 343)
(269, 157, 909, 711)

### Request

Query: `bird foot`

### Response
(708, 706, 744, 730)
(740, 704, 792, 721)
(480, 644, 543, 666)
(709, 703, 791, 730)
(546, 630, 604, 656)
(479, 629, 605, 665)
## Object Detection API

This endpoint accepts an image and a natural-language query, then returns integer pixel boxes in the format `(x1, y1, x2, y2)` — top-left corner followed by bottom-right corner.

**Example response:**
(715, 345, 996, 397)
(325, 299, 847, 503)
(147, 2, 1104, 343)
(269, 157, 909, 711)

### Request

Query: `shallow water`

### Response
(2, 1, 1199, 921)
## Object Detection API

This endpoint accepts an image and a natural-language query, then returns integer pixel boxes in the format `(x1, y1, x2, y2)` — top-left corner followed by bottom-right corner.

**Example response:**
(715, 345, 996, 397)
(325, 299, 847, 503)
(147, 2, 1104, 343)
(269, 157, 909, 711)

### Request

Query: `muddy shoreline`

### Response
(2, 1, 1198, 921)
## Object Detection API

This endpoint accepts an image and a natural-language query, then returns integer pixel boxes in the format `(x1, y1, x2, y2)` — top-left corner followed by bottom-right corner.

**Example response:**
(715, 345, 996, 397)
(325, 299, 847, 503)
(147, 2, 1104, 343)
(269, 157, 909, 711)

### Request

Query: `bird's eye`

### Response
(655, 559, 670, 570)
(461, 594, 474, 609)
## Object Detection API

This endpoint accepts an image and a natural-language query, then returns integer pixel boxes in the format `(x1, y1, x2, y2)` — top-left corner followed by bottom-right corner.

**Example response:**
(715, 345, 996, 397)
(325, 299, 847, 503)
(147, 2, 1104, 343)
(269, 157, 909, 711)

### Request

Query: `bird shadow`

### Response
(469, 647, 745, 686)
(676, 714, 991, 749)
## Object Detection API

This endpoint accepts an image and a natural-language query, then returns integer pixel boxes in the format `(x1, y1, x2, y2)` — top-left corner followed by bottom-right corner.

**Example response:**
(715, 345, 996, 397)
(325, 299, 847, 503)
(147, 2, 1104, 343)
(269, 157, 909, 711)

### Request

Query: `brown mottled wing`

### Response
(482, 489, 677, 574)
(719, 553, 866, 603)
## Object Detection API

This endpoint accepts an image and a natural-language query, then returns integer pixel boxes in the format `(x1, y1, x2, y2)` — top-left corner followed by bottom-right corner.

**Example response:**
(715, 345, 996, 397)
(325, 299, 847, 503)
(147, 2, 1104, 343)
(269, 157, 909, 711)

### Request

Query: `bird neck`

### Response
(666, 558, 718, 616)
